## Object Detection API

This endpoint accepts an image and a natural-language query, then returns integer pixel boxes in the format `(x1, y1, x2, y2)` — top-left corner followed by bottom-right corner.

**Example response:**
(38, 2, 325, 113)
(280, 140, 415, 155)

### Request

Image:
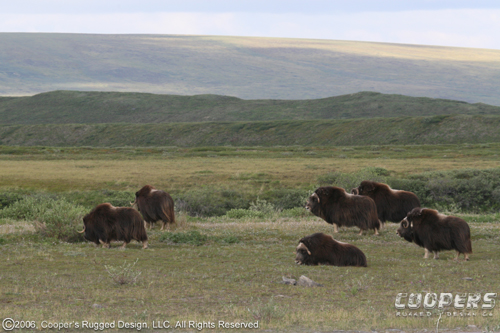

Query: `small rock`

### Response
(297, 275, 323, 287)
(281, 276, 296, 285)
(462, 277, 473, 281)
(92, 304, 104, 309)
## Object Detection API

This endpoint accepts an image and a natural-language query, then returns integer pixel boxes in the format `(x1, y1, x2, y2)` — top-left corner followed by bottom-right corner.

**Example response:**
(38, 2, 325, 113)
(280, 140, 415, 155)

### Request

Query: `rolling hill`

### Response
(1, 33, 500, 105)
(1, 90, 499, 124)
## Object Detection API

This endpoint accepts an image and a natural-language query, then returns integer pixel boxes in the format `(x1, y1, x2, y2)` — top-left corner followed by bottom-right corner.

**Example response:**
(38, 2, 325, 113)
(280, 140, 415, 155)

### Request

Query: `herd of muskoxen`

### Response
(79, 181, 473, 267)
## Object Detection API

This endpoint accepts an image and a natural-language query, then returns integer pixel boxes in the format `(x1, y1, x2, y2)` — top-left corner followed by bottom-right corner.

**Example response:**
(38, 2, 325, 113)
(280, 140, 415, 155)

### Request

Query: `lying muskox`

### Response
(397, 207, 472, 261)
(306, 186, 380, 235)
(353, 180, 420, 223)
(79, 203, 148, 249)
(132, 185, 175, 231)
(295, 233, 367, 267)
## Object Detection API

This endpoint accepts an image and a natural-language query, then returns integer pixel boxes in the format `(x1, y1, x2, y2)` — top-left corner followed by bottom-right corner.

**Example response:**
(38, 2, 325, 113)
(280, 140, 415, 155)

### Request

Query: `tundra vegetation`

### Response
(0, 144, 499, 331)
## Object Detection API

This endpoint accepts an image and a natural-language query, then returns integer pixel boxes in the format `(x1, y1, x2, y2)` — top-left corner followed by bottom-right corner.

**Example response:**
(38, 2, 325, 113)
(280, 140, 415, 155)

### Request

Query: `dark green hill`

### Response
(1, 33, 500, 105)
(1, 90, 499, 125)
(1, 115, 499, 147)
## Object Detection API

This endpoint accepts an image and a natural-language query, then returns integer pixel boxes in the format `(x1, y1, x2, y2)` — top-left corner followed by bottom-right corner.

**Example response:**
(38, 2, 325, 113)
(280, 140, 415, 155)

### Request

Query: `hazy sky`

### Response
(2, 0, 500, 49)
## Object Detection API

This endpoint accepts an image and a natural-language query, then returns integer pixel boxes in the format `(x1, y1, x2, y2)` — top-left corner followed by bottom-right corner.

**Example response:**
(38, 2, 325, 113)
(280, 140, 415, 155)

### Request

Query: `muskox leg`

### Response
(456, 251, 469, 261)
(121, 242, 128, 249)
(358, 229, 363, 236)
(142, 240, 149, 249)
(99, 239, 110, 249)
(433, 251, 439, 260)
(374, 228, 379, 236)
(379, 220, 384, 230)
(424, 248, 431, 259)
(333, 223, 338, 233)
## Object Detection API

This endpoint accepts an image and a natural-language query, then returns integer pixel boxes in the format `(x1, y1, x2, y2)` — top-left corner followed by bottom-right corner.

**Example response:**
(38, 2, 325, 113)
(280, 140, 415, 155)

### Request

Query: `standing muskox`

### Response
(353, 180, 420, 223)
(132, 185, 175, 231)
(79, 203, 148, 249)
(295, 233, 367, 267)
(397, 207, 472, 261)
(306, 186, 381, 235)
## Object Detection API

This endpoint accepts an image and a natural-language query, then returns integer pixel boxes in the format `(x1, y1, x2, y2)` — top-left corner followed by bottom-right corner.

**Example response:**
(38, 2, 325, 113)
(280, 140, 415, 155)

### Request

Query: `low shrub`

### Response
(0, 190, 26, 209)
(175, 188, 250, 217)
(0, 195, 86, 242)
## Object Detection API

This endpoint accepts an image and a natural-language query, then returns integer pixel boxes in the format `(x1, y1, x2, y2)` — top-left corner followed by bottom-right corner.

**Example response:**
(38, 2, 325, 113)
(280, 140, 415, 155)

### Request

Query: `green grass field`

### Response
(0, 144, 499, 332)
(0, 218, 499, 332)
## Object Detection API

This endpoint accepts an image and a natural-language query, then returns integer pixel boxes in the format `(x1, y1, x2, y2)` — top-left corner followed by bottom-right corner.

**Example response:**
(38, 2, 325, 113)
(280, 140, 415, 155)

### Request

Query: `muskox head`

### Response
(79, 212, 93, 242)
(396, 208, 422, 242)
(305, 192, 321, 214)
(295, 242, 312, 265)
(356, 180, 376, 196)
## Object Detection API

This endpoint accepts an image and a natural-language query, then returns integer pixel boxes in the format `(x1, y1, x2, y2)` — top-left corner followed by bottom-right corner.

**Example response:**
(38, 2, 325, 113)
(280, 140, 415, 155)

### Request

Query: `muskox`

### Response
(306, 186, 380, 235)
(132, 185, 175, 231)
(396, 207, 472, 261)
(79, 203, 148, 249)
(295, 233, 367, 267)
(353, 181, 420, 223)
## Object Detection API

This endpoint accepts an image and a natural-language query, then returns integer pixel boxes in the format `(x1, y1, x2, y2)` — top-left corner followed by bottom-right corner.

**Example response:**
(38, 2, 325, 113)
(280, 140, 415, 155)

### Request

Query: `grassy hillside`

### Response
(1, 33, 500, 105)
(1, 115, 499, 147)
(1, 90, 499, 125)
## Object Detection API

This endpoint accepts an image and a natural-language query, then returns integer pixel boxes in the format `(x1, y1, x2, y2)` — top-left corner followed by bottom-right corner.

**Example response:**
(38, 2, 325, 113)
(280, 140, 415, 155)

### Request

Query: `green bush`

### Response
(0, 195, 87, 242)
(175, 188, 249, 217)
(406, 168, 500, 212)
(0, 191, 25, 209)
(259, 189, 309, 210)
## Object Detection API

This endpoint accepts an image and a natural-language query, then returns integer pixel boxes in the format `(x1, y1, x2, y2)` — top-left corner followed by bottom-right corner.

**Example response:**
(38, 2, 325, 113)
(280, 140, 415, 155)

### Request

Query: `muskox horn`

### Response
(296, 242, 312, 255)
(402, 218, 409, 228)
(312, 192, 320, 203)
(77, 225, 86, 234)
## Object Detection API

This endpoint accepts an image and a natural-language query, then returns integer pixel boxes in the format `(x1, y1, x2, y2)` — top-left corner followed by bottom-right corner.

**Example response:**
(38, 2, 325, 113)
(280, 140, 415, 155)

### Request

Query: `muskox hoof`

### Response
(142, 241, 149, 249)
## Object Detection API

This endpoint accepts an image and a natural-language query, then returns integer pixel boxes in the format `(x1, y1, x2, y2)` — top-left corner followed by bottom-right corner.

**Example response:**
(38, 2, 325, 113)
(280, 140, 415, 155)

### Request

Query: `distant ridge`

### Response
(1, 90, 499, 125)
(1, 33, 500, 105)
(1, 115, 499, 147)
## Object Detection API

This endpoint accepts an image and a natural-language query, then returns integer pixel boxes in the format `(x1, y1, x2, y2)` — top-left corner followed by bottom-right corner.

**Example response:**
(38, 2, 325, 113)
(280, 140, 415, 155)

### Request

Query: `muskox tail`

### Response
(167, 209, 176, 225)
(454, 224, 473, 254)
(132, 217, 148, 242)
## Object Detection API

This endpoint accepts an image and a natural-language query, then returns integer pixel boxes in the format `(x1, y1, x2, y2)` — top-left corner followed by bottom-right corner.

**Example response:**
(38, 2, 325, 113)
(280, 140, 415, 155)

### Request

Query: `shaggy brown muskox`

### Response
(295, 233, 367, 266)
(353, 180, 420, 223)
(306, 186, 380, 235)
(132, 185, 175, 231)
(79, 203, 148, 249)
(397, 207, 472, 261)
